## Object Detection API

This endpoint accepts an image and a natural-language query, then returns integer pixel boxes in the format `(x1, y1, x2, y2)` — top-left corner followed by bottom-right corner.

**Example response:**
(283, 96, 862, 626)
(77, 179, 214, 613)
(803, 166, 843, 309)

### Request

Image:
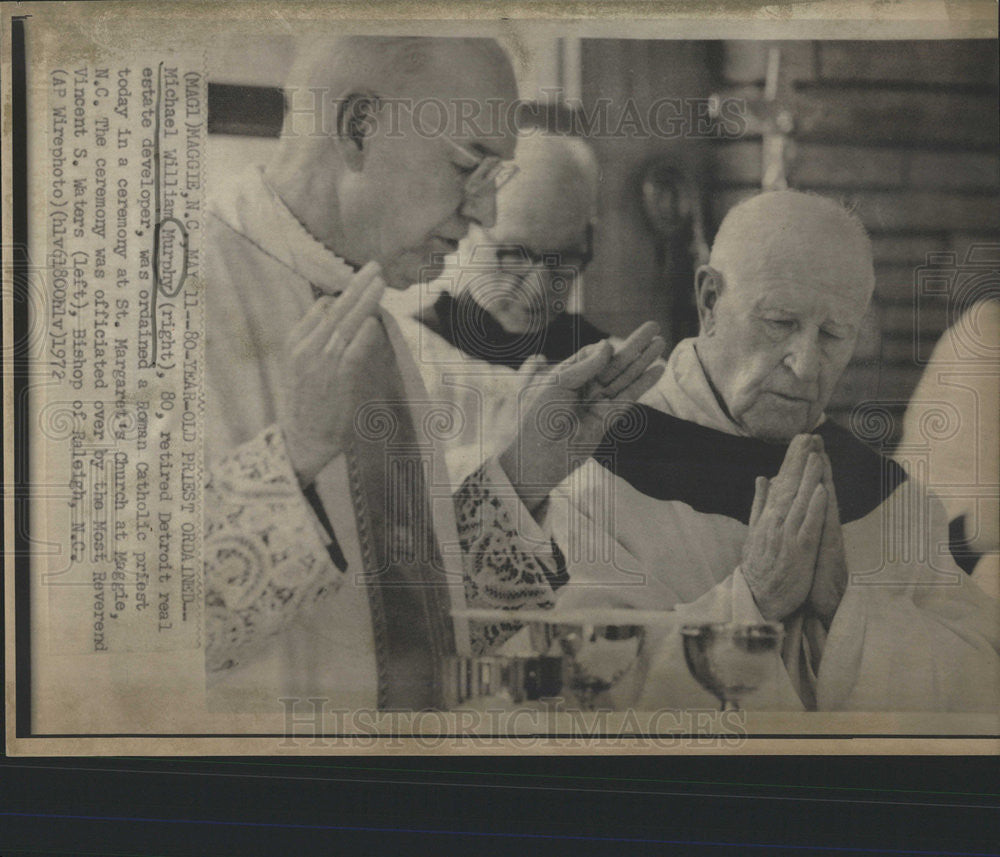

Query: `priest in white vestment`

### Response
(548, 190, 1000, 712)
(898, 299, 999, 600)
(200, 37, 664, 711)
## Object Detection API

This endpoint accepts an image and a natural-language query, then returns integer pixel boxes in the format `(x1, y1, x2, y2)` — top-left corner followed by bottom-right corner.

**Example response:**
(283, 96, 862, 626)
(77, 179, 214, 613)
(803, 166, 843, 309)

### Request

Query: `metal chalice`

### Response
(680, 622, 785, 711)
(444, 609, 649, 712)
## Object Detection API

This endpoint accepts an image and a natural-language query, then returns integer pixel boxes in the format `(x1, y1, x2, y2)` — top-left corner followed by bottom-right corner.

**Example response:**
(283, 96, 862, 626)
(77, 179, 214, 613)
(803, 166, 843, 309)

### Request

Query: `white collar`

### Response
(209, 165, 356, 295)
(659, 338, 749, 435)
(651, 338, 825, 437)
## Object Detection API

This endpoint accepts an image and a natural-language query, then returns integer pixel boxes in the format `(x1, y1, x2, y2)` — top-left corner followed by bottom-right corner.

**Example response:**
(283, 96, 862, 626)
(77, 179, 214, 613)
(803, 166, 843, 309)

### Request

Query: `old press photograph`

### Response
(4, 2, 999, 753)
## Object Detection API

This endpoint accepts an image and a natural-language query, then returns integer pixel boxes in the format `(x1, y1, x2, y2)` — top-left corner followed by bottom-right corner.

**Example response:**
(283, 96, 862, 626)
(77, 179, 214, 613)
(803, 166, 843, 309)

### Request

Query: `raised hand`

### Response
(586, 321, 667, 401)
(499, 321, 666, 512)
(741, 434, 828, 621)
(808, 449, 848, 627)
(484, 353, 551, 452)
(278, 261, 385, 485)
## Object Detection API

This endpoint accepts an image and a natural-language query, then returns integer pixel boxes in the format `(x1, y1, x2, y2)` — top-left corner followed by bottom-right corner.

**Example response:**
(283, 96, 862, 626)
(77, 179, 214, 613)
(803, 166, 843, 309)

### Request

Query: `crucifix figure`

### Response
(752, 46, 796, 190)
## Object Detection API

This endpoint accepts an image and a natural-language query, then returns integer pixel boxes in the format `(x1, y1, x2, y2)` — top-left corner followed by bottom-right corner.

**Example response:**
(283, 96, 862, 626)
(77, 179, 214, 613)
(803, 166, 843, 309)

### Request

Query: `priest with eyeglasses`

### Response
(201, 36, 664, 711)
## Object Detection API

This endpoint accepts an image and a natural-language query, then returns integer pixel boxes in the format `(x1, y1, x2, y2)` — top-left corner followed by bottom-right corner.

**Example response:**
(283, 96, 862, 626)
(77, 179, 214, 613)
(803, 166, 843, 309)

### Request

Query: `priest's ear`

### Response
(335, 92, 381, 167)
(695, 265, 723, 336)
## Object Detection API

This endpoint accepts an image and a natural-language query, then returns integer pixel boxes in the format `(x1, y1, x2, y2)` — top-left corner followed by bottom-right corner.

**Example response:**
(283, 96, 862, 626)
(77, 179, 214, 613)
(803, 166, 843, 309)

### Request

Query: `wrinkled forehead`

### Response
(722, 211, 873, 306)
(727, 262, 873, 328)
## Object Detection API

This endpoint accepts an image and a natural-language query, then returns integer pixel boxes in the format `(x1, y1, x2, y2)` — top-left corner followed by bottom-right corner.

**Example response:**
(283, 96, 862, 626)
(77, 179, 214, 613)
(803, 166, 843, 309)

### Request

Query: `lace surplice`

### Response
(204, 425, 566, 672)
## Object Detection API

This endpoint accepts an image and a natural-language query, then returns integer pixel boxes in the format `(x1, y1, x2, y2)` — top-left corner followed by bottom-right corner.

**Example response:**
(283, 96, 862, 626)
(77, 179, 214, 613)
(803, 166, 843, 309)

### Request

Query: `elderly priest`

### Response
(405, 131, 607, 369)
(552, 190, 999, 712)
(381, 131, 613, 482)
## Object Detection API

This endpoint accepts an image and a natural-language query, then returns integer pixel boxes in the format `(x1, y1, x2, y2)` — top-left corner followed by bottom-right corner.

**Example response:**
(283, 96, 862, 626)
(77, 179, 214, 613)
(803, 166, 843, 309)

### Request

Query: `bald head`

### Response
(709, 190, 875, 301)
(461, 133, 600, 334)
(283, 36, 518, 139)
(495, 133, 600, 240)
(265, 36, 520, 289)
(694, 190, 876, 442)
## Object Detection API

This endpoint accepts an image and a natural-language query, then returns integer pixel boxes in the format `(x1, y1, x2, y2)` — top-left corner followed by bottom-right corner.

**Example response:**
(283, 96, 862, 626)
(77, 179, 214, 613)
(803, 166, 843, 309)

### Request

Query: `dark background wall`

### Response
(578, 39, 714, 346)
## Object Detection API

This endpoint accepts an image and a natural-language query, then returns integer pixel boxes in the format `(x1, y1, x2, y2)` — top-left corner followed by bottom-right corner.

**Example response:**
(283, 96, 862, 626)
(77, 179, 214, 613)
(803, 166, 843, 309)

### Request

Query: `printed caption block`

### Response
(40, 59, 206, 654)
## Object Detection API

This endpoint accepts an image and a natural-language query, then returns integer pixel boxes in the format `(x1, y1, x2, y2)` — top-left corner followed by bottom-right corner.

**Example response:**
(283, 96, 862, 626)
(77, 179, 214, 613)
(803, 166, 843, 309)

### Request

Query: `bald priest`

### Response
(551, 190, 1000, 713)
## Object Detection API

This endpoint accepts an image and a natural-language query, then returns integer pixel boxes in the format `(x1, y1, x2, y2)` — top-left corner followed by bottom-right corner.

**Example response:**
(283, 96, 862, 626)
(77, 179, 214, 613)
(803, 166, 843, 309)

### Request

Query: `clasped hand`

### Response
(742, 434, 847, 626)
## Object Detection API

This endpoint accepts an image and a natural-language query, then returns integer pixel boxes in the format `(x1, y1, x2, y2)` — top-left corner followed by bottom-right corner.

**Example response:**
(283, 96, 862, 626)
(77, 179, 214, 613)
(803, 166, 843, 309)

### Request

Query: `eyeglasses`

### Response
(443, 136, 519, 201)
(487, 222, 595, 273)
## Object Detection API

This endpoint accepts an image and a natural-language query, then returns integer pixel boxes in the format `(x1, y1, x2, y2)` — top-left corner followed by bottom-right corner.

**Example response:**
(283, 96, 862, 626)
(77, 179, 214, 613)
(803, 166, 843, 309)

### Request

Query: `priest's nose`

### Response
(784, 330, 821, 384)
(461, 184, 498, 229)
